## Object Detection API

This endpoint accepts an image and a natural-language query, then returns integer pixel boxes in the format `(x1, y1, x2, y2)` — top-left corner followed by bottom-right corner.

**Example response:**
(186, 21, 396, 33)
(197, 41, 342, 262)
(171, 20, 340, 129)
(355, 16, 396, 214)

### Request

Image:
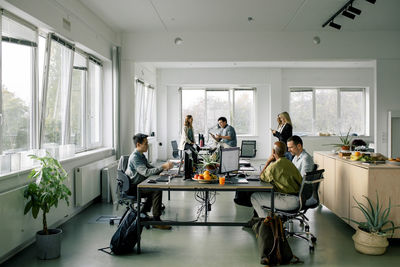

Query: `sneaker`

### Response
(153, 224, 172, 230)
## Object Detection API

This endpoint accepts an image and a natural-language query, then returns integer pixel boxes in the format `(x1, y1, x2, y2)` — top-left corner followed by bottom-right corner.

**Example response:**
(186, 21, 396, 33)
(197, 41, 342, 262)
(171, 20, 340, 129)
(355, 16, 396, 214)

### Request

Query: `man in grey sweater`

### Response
(126, 133, 173, 230)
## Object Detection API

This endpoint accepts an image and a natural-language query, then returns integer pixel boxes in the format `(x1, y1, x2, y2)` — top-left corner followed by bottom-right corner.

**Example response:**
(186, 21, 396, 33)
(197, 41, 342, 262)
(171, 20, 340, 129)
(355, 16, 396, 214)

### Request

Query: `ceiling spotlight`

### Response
(342, 10, 356, 19)
(313, 36, 321, 45)
(366, 0, 376, 4)
(348, 5, 362, 15)
(247, 17, 254, 22)
(329, 21, 342, 30)
(174, 37, 183, 45)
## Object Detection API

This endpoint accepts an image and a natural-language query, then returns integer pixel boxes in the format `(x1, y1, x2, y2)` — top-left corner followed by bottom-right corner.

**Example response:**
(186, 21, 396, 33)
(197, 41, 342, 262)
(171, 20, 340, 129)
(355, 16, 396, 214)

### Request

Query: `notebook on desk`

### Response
(245, 175, 260, 181)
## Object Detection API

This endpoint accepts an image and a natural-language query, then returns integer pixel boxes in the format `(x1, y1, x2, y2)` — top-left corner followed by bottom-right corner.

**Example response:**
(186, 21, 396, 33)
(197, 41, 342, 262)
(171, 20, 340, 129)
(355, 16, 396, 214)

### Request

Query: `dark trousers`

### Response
(140, 190, 163, 218)
(184, 143, 198, 164)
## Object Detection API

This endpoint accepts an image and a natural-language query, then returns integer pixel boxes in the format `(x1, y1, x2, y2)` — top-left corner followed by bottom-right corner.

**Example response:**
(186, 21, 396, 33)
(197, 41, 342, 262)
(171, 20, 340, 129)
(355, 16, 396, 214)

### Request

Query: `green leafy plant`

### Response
(198, 153, 219, 170)
(23, 154, 71, 235)
(324, 128, 353, 148)
(344, 193, 400, 236)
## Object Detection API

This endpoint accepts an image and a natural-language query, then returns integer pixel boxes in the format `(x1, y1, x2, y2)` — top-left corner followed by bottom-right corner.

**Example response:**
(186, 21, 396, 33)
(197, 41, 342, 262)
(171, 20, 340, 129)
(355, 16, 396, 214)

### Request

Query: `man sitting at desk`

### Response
(126, 133, 173, 230)
(250, 141, 302, 218)
(210, 116, 237, 148)
(287, 135, 315, 177)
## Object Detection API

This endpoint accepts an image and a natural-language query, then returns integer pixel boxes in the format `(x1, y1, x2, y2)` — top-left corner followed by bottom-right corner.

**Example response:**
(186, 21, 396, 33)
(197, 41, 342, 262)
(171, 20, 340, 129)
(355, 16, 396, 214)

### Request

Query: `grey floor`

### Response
(3, 191, 400, 267)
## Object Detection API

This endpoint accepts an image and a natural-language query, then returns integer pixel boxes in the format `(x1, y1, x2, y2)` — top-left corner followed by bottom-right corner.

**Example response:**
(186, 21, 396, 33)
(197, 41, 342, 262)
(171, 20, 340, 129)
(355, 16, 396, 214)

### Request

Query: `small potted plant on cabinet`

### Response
(23, 154, 71, 259)
(344, 193, 400, 255)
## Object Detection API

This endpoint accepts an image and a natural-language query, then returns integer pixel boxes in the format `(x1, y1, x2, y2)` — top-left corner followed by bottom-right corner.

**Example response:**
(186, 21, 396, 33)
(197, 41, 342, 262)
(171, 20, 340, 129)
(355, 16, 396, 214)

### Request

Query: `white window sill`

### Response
(0, 147, 114, 181)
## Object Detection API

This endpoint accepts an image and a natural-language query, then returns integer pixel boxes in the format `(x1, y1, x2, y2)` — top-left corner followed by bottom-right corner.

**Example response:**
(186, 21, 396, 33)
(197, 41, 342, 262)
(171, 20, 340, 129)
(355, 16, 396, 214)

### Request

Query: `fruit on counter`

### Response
(354, 151, 361, 157)
(194, 174, 199, 180)
(350, 154, 362, 161)
(199, 174, 204, 180)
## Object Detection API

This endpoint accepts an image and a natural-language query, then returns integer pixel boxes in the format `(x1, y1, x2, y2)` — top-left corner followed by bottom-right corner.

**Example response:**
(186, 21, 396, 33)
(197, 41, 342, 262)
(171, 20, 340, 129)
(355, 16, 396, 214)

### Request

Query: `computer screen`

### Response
(184, 149, 193, 180)
(219, 147, 240, 175)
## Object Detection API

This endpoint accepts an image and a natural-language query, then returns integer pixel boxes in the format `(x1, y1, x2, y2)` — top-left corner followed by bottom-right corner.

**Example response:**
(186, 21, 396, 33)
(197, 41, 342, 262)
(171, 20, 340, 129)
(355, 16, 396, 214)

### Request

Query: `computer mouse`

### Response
(238, 173, 246, 178)
(148, 179, 157, 183)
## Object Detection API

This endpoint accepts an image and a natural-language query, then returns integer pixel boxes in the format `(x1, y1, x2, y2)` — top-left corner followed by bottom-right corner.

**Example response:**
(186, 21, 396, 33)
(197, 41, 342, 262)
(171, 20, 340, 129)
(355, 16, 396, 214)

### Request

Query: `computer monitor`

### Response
(184, 149, 193, 180)
(219, 147, 240, 178)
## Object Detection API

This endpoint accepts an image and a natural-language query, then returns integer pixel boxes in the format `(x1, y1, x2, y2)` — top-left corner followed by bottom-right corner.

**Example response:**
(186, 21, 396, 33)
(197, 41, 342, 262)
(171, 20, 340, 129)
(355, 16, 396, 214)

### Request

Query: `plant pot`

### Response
(36, 228, 63, 259)
(341, 145, 350, 151)
(352, 228, 388, 255)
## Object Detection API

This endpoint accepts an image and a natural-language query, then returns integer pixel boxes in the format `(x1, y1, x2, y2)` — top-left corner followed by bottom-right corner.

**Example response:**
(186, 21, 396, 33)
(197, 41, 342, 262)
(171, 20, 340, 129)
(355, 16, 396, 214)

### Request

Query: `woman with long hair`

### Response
(179, 115, 198, 162)
(271, 111, 293, 144)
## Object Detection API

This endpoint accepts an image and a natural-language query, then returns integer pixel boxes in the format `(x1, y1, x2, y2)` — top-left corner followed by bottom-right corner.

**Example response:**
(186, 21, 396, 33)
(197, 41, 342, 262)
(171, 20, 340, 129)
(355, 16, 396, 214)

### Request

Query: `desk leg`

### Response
(137, 188, 141, 254)
(205, 191, 209, 222)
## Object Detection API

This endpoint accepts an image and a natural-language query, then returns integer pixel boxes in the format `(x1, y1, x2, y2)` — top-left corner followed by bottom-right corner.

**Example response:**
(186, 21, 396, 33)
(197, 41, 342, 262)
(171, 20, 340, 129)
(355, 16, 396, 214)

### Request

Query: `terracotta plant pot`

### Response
(352, 228, 388, 255)
(341, 145, 350, 151)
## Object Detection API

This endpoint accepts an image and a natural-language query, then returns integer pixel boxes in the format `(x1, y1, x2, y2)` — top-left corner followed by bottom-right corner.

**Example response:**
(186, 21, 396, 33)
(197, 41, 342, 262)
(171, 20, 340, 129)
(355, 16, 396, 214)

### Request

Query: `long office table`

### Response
(136, 177, 273, 253)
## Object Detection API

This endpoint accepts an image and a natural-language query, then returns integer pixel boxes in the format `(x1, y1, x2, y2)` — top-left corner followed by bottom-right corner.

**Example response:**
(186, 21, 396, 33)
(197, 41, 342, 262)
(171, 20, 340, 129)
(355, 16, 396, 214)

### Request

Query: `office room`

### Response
(0, 0, 400, 266)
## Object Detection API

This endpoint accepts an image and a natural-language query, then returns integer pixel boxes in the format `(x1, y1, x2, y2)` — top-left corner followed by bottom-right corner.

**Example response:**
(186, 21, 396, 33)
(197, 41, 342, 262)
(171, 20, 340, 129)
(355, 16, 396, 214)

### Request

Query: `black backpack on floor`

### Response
(99, 206, 143, 255)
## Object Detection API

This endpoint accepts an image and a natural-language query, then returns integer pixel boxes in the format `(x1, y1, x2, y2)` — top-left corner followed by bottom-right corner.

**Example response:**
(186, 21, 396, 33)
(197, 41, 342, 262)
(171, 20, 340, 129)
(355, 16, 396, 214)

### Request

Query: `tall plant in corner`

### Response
(24, 154, 71, 235)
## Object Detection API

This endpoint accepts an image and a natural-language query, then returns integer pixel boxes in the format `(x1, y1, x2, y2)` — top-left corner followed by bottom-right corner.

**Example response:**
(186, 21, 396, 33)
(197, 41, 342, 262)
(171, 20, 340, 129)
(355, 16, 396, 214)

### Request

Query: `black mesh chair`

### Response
(109, 156, 137, 225)
(171, 140, 180, 159)
(262, 169, 325, 252)
(240, 140, 257, 158)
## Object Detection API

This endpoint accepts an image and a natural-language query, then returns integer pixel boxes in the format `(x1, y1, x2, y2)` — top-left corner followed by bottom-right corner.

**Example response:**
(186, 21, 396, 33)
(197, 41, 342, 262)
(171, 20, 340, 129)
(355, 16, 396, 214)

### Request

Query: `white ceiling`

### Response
(79, 0, 400, 33)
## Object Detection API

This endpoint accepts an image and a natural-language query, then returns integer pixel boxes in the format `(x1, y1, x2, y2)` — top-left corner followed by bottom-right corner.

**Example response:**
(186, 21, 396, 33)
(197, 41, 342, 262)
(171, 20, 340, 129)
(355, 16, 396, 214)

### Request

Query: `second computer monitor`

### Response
(219, 147, 240, 176)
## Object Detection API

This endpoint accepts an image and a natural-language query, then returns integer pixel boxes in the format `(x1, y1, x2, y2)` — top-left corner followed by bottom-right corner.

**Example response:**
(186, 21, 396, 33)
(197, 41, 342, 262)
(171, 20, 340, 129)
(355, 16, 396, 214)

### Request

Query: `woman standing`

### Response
(179, 115, 198, 162)
(271, 111, 293, 145)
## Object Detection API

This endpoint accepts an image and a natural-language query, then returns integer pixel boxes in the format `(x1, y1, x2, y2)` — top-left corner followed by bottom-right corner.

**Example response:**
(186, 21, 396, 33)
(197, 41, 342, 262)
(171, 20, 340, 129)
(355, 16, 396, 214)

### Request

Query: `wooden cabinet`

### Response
(313, 151, 400, 238)
(313, 152, 324, 203)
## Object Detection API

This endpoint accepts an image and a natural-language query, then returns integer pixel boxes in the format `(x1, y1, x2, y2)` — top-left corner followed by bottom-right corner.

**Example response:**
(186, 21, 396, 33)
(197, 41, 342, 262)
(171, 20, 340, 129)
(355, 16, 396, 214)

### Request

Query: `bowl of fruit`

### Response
(193, 171, 219, 183)
(386, 157, 400, 166)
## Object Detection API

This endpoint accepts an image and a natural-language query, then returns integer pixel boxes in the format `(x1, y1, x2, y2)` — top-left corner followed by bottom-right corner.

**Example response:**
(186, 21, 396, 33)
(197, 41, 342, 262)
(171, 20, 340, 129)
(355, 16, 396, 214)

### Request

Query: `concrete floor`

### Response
(3, 190, 400, 267)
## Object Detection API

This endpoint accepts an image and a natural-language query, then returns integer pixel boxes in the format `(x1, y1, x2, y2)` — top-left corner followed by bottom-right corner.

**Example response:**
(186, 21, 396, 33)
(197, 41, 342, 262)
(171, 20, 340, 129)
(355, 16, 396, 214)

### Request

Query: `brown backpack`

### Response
(252, 215, 301, 266)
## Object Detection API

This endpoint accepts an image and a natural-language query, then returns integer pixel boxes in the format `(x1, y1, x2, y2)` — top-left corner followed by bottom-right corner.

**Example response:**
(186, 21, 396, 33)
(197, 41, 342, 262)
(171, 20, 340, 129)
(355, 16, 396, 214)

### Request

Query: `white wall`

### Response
(156, 67, 375, 160)
(122, 30, 400, 157)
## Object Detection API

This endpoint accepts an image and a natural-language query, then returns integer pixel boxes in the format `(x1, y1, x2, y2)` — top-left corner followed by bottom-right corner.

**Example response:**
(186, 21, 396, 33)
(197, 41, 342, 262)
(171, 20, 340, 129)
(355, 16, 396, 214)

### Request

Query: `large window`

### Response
(0, 10, 106, 175)
(1, 13, 36, 154)
(181, 87, 256, 136)
(290, 87, 366, 136)
(135, 79, 155, 135)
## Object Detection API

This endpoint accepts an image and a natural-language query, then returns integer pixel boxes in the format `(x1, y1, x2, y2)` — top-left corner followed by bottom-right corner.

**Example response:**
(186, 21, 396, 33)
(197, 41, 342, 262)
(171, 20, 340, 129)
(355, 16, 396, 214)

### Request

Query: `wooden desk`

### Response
(136, 177, 273, 253)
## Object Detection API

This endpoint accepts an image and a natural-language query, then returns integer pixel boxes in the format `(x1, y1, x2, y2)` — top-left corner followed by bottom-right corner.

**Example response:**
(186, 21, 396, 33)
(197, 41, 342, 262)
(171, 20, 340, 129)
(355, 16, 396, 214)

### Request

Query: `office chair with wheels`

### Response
(171, 140, 181, 159)
(240, 140, 257, 158)
(262, 169, 325, 252)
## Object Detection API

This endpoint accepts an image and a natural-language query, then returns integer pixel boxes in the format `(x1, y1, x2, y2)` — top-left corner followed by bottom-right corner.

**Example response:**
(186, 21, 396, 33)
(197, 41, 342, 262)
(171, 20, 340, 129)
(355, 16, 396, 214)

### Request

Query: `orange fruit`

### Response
(204, 170, 210, 176)
(199, 174, 204, 180)
(204, 174, 211, 180)
(354, 151, 361, 157)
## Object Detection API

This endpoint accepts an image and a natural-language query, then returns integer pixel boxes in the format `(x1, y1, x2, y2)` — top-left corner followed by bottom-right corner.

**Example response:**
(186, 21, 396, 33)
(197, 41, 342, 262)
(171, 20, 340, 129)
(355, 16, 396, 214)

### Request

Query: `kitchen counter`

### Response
(314, 151, 400, 238)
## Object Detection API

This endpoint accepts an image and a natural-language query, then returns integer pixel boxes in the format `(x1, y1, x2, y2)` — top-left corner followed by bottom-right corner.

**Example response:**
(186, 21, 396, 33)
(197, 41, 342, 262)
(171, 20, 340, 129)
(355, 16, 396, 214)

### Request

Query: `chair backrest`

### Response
(240, 140, 257, 158)
(298, 169, 325, 211)
(171, 140, 180, 158)
(118, 155, 130, 172)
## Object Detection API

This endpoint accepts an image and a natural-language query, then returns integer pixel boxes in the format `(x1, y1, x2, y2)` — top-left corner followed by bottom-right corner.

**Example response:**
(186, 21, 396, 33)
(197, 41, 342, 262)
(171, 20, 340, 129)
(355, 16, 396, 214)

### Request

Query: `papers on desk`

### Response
(240, 166, 255, 171)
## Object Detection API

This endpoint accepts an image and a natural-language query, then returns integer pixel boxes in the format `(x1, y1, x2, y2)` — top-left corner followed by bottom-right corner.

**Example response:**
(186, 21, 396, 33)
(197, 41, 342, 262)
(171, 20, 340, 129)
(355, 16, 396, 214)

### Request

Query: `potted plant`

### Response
(325, 128, 352, 151)
(344, 193, 400, 255)
(198, 153, 219, 173)
(23, 154, 71, 259)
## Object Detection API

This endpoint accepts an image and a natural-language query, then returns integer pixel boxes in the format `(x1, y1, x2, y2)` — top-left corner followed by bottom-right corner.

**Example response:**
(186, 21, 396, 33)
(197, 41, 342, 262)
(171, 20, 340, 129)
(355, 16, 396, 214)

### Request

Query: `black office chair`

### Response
(240, 140, 257, 158)
(262, 169, 325, 252)
(171, 140, 180, 159)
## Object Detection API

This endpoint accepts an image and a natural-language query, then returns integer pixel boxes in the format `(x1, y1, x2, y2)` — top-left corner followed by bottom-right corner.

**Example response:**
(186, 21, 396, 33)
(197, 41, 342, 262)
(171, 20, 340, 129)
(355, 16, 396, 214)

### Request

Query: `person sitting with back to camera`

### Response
(287, 135, 315, 177)
(210, 116, 237, 148)
(126, 133, 173, 230)
(250, 141, 302, 219)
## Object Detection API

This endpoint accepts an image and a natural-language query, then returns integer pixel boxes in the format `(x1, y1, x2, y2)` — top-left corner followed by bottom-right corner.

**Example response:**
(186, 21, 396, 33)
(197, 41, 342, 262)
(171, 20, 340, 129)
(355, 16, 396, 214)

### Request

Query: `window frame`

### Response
(289, 87, 367, 136)
(180, 87, 256, 136)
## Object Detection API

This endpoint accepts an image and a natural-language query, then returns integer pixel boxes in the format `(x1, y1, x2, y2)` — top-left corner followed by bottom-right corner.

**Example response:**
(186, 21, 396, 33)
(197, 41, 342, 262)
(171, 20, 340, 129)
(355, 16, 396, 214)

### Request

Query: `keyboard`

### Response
(156, 176, 170, 182)
(246, 175, 260, 181)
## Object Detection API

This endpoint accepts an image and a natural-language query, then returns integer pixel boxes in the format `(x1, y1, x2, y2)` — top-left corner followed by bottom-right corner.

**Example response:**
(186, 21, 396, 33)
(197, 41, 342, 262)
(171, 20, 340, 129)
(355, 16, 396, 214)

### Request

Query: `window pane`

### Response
(290, 91, 313, 135)
(206, 90, 230, 129)
(340, 90, 364, 135)
(88, 61, 102, 145)
(182, 90, 205, 135)
(43, 40, 73, 145)
(315, 89, 338, 134)
(70, 69, 85, 148)
(234, 90, 254, 135)
(38, 35, 46, 103)
(1, 42, 32, 152)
